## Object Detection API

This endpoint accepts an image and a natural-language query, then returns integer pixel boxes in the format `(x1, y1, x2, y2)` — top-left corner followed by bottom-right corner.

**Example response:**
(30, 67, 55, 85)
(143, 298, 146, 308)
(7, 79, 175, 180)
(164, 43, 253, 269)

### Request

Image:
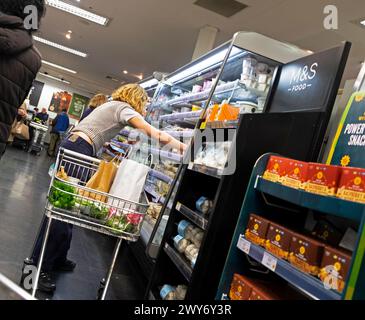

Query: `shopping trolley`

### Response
(29, 148, 150, 299)
(28, 122, 49, 155)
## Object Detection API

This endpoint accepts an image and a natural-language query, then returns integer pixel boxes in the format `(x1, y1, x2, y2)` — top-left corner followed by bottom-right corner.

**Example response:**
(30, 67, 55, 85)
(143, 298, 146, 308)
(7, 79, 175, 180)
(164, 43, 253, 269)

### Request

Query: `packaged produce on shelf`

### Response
(263, 155, 290, 183)
(244, 214, 270, 246)
(265, 223, 293, 260)
(147, 203, 163, 220)
(305, 163, 342, 196)
(173, 234, 191, 254)
(288, 233, 324, 276)
(160, 285, 187, 300)
(206, 102, 240, 123)
(175, 285, 188, 300)
(177, 220, 204, 248)
(319, 246, 352, 293)
(184, 243, 199, 267)
(178, 220, 195, 239)
(281, 159, 308, 190)
(337, 167, 365, 203)
(194, 142, 231, 170)
(160, 285, 177, 300)
(157, 180, 170, 197)
(195, 196, 213, 215)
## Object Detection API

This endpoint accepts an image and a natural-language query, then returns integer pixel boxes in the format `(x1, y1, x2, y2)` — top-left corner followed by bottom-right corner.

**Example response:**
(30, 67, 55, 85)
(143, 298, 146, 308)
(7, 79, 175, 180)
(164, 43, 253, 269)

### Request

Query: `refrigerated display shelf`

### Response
(176, 202, 208, 230)
(145, 184, 166, 204)
(149, 169, 174, 184)
(111, 139, 131, 150)
(164, 243, 192, 282)
(160, 80, 267, 107)
(236, 236, 342, 300)
(159, 111, 202, 122)
(204, 120, 239, 129)
(255, 177, 365, 223)
(139, 145, 182, 163)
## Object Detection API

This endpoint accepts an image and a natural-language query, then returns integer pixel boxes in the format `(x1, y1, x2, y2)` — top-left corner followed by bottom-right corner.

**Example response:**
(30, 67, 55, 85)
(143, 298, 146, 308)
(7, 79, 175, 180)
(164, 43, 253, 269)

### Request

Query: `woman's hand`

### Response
(129, 116, 188, 154)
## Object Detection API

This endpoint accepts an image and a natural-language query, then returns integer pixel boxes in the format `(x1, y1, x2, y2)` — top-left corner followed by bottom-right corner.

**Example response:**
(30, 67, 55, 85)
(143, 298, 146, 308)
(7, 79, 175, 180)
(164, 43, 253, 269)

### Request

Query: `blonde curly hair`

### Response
(112, 84, 148, 115)
(89, 94, 107, 109)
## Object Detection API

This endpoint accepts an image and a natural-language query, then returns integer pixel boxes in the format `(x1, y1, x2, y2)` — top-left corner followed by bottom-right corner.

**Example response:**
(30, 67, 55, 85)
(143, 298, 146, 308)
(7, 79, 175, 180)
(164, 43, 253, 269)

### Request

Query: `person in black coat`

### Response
(0, 0, 46, 159)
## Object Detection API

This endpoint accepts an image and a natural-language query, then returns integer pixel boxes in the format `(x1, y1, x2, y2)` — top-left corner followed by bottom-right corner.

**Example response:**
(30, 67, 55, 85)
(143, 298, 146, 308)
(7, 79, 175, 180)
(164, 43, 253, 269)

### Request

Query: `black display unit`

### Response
(146, 43, 351, 300)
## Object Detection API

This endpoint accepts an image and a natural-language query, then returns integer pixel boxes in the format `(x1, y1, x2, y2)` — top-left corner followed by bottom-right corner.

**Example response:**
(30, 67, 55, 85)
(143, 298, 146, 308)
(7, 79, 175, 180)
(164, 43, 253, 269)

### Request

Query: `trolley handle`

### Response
(59, 148, 102, 165)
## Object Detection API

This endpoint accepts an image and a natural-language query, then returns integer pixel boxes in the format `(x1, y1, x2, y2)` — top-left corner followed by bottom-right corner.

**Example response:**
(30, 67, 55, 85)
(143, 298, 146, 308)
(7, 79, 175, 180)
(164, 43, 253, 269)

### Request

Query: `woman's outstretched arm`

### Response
(129, 116, 187, 154)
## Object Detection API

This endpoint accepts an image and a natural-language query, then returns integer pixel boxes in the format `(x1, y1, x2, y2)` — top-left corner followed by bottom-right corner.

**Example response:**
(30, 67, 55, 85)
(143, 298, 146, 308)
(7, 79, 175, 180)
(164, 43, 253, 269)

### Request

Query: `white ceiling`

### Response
(36, 0, 365, 95)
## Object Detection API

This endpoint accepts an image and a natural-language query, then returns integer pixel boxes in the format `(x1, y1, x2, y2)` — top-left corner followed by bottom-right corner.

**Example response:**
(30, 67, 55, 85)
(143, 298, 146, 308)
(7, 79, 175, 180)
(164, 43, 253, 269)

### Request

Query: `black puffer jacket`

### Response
(0, 14, 42, 147)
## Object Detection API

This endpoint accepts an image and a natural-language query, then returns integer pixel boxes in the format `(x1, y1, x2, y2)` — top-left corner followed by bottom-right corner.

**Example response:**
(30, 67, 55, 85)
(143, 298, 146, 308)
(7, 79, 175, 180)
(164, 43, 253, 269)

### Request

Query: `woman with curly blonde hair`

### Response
(31, 84, 186, 289)
(80, 93, 108, 121)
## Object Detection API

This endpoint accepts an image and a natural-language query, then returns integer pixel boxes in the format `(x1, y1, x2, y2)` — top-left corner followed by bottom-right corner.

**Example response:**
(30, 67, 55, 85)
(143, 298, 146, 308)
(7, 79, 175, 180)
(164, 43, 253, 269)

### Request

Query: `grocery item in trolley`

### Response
(79, 160, 118, 202)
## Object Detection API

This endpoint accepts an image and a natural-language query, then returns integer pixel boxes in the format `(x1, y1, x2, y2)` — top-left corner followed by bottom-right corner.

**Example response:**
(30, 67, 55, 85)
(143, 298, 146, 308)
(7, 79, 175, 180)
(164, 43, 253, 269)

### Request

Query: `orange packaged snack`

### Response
(305, 163, 342, 196)
(337, 167, 365, 203)
(263, 156, 290, 183)
(265, 223, 293, 260)
(229, 274, 252, 300)
(206, 104, 220, 122)
(319, 246, 352, 293)
(282, 160, 308, 189)
(217, 103, 240, 121)
(289, 233, 324, 276)
(244, 214, 270, 247)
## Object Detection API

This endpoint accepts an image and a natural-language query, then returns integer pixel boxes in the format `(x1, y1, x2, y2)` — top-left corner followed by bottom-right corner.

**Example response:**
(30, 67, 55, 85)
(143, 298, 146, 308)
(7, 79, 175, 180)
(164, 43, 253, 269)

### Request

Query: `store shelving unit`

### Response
(146, 37, 351, 300)
(216, 153, 365, 300)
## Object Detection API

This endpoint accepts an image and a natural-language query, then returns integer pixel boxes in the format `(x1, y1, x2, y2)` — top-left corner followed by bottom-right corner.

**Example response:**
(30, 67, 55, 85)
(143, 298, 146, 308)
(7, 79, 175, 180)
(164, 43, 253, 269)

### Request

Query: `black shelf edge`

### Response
(176, 202, 208, 230)
(164, 243, 193, 282)
(188, 162, 222, 179)
(237, 235, 342, 300)
(255, 177, 365, 223)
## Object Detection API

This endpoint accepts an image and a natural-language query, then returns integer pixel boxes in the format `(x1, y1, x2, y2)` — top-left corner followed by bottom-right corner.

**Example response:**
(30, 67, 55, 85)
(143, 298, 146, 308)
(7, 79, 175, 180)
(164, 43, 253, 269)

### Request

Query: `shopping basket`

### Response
(31, 148, 150, 299)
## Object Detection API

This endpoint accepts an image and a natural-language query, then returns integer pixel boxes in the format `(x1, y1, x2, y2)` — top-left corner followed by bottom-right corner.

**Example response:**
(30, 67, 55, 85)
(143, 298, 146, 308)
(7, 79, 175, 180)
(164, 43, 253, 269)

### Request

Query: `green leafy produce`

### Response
(49, 181, 76, 210)
(106, 215, 135, 234)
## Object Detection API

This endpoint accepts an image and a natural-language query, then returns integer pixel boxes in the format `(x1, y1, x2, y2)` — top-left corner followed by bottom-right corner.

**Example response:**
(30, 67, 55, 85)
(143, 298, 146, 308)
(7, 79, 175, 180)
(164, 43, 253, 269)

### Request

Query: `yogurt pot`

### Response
(160, 285, 176, 300)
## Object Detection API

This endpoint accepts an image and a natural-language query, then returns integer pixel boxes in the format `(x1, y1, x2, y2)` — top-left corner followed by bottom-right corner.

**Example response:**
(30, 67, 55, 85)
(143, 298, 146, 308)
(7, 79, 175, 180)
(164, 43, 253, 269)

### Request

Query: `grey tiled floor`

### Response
(0, 147, 145, 300)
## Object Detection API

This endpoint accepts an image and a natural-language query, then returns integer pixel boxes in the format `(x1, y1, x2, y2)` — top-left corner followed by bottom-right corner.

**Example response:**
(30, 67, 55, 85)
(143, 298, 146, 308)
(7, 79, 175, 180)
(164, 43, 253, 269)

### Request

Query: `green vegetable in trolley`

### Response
(49, 180, 76, 210)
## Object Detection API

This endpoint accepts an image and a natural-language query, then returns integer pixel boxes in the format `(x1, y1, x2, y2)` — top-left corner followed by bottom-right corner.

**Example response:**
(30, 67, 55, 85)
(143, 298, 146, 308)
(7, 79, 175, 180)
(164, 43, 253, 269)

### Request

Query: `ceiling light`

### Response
(65, 33, 72, 39)
(33, 36, 87, 57)
(46, 0, 109, 26)
(42, 60, 77, 74)
(361, 20, 365, 26)
(40, 72, 71, 84)
(138, 74, 144, 80)
(123, 70, 128, 74)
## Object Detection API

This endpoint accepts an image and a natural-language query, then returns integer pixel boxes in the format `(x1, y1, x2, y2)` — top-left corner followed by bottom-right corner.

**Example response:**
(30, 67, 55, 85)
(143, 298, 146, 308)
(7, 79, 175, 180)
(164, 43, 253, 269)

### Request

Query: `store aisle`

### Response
(0, 147, 145, 300)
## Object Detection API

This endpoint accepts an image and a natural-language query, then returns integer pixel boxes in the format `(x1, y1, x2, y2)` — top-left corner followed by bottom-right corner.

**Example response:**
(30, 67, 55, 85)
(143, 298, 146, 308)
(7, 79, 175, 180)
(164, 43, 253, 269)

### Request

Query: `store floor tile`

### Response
(0, 147, 145, 300)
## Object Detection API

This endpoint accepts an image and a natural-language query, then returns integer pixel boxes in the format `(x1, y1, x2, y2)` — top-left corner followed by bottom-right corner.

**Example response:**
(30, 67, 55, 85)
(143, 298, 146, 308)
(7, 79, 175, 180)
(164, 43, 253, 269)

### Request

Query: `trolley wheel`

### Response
(96, 278, 106, 300)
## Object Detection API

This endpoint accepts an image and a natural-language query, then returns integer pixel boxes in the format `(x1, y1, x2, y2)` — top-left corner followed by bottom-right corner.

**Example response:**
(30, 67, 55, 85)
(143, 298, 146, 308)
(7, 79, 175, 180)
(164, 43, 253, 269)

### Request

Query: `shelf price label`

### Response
(237, 235, 251, 254)
(176, 202, 182, 211)
(262, 252, 277, 272)
(188, 162, 194, 170)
